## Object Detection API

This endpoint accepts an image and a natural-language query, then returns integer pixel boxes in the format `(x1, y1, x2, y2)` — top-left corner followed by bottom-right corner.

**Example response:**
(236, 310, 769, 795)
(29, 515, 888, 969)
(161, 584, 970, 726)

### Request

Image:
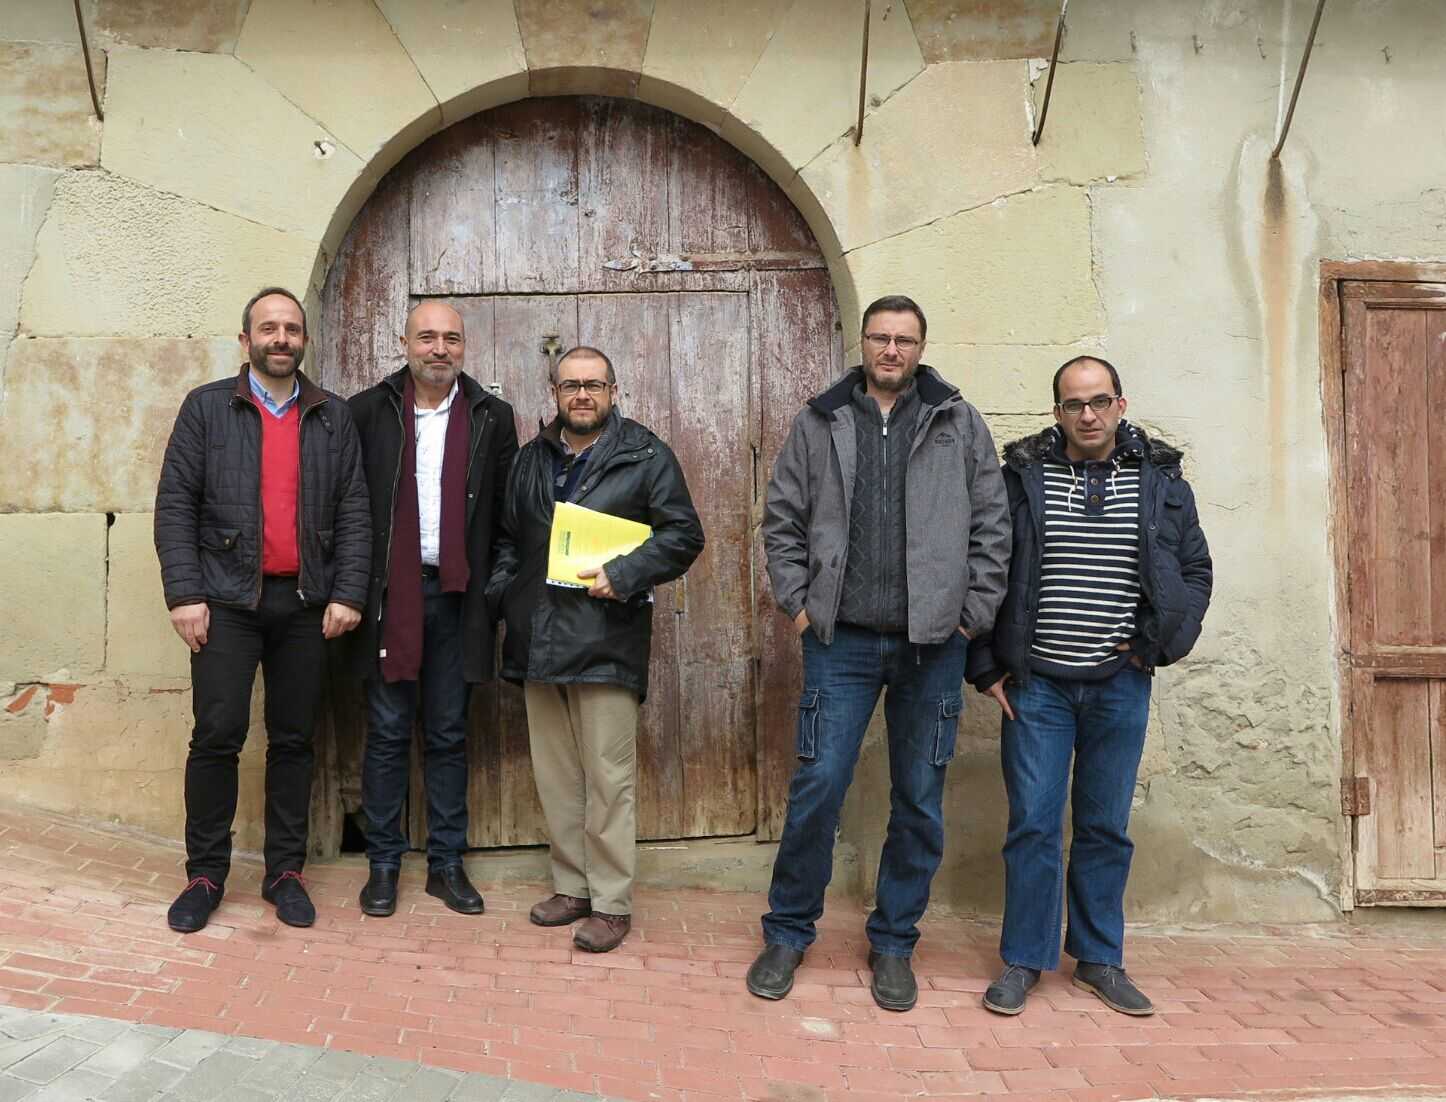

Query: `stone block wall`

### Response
(2, 0, 1444, 921)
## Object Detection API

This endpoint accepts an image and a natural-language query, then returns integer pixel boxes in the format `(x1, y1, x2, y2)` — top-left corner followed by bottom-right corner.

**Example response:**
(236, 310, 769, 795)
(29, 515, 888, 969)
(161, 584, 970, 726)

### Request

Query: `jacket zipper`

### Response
(880, 410, 890, 629)
(295, 400, 316, 603)
(239, 397, 265, 611)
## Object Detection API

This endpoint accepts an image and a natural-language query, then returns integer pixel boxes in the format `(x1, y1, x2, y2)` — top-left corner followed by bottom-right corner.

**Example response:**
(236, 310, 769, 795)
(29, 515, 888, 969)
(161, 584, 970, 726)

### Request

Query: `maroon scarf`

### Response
(380, 374, 470, 682)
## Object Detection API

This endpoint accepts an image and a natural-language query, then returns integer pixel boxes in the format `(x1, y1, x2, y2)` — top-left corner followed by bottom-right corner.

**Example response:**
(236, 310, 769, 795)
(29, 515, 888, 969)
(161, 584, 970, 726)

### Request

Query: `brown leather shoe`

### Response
(573, 912, 630, 952)
(529, 893, 592, 927)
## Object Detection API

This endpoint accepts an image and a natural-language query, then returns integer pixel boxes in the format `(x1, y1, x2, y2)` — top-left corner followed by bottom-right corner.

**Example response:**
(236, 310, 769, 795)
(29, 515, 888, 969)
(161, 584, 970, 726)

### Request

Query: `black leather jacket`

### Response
(154, 367, 371, 611)
(487, 411, 704, 700)
(966, 423, 1212, 691)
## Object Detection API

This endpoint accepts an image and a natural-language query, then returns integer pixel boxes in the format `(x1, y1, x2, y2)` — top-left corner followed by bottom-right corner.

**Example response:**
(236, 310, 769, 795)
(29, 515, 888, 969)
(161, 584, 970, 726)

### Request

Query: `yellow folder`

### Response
(547, 501, 653, 590)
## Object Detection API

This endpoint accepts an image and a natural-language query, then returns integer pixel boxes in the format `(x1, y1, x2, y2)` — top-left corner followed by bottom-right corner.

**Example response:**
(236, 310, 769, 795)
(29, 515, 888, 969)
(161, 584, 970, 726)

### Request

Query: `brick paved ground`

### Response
(2, 804, 1446, 1102)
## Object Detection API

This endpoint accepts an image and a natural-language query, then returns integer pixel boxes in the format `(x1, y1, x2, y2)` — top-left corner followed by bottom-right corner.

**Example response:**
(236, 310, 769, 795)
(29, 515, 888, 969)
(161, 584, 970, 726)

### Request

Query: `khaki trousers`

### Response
(523, 681, 640, 915)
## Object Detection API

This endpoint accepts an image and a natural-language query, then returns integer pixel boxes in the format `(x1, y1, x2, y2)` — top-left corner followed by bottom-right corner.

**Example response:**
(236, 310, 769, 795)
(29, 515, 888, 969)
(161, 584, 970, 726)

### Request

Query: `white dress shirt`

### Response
(414, 382, 459, 566)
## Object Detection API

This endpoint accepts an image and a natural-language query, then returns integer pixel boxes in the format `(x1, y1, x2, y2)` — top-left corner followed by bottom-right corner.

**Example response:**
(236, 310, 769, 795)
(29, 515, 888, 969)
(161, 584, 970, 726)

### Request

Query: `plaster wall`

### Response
(0, 0, 1442, 925)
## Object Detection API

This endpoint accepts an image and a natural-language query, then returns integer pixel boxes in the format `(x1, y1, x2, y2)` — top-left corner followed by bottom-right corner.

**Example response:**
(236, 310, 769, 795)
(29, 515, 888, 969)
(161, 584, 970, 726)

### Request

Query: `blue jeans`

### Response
(999, 666, 1152, 971)
(362, 577, 471, 871)
(762, 624, 967, 958)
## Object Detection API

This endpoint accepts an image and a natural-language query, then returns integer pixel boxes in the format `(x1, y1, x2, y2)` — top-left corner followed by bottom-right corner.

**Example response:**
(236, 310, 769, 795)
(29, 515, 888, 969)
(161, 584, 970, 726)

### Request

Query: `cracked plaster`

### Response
(20, 171, 320, 339)
(0, 338, 238, 513)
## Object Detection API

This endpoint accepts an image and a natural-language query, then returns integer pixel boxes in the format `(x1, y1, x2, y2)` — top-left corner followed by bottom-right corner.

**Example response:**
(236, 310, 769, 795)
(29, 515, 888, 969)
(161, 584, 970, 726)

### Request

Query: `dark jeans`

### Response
(762, 624, 967, 958)
(185, 577, 323, 885)
(362, 578, 470, 871)
(999, 666, 1152, 971)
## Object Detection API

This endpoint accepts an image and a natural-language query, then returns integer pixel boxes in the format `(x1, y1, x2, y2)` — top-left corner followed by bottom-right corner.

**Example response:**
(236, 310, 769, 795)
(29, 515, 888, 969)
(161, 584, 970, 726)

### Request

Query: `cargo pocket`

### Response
(796, 688, 821, 762)
(932, 693, 962, 767)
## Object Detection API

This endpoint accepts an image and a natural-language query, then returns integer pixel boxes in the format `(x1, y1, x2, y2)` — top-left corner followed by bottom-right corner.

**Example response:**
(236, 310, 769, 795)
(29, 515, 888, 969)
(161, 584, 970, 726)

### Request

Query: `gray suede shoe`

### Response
(983, 964, 1041, 1015)
(1072, 962, 1154, 1016)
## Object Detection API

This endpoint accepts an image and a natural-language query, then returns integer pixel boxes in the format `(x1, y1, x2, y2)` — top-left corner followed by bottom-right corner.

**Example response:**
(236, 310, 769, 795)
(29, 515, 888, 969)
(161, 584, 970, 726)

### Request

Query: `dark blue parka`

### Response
(965, 422, 1212, 691)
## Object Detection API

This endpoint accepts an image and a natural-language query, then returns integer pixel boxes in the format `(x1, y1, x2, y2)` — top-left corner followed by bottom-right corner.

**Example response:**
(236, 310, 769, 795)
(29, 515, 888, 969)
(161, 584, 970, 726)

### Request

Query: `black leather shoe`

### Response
(983, 963, 1041, 1015)
(868, 950, 918, 1012)
(746, 944, 804, 1001)
(426, 865, 483, 915)
(1073, 962, 1154, 1016)
(262, 871, 315, 928)
(167, 876, 223, 934)
(359, 866, 398, 917)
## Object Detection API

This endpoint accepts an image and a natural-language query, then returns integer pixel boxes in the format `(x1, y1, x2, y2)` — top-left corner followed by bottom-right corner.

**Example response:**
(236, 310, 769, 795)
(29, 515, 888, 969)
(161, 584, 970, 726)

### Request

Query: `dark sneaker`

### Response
(573, 912, 630, 953)
(867, 950, 918, 1012)
(746, 944, 804, 1001)
(983, 964, 1041, 1015)
(1073, 962, 1154, 1016)
(167, 876, 223, 934)
(425, 865, 484, 915)
(262, 871, 316, 928)
(358, 866, 398, 917)
(529, 893, 591, 927)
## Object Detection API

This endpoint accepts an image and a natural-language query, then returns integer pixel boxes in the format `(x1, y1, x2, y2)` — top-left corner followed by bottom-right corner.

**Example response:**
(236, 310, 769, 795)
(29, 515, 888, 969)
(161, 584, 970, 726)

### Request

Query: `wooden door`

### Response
(1339, 278, 1446, 903)
(316, 96, 841, 852)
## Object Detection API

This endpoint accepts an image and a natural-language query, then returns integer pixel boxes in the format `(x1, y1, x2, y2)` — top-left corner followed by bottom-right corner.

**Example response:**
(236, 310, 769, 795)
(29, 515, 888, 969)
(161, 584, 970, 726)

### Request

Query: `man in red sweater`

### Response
(155, 288, 371, 933)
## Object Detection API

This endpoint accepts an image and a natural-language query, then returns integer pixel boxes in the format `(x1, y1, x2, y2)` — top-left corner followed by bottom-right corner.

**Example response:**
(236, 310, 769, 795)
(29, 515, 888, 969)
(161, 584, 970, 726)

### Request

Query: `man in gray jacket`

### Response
(747, 295, 1010, 1012)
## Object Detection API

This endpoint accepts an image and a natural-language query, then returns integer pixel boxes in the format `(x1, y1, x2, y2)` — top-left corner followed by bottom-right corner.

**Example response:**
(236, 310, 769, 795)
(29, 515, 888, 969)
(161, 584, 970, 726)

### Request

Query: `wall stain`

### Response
(1261, 157, 1291, 506)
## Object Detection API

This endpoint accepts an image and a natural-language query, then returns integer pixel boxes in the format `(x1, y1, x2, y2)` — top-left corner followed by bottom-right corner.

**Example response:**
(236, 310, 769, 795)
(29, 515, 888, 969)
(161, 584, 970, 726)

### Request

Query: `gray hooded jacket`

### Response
(763, 365, 1011, 645)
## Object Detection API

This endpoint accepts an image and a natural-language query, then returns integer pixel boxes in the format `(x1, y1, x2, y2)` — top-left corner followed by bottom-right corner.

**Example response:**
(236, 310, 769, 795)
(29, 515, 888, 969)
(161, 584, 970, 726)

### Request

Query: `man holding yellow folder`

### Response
(487, 346, 703, 952)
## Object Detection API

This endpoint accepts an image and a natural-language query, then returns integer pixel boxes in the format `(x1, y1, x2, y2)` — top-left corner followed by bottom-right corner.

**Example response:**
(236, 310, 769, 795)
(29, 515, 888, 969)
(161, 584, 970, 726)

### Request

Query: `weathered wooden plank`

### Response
(751, 269, 843, 839)
(409, 115, 497, 295)
(1362, 678, 1436, 880)
(1430, 680, 1446, 853)
(669, 292, 756, 837)
(1429, 308, 1446, 645)
(494, 97, 581, 294)
(747, 158, 822, 256)
(320, 170, 410, 397)
(1365, 306, 1431, 646)
(576, 292, 682, 840)
(493, 295, 579, 440)
(1343, 295, 1375, 658)
(577, 97, 670, 295)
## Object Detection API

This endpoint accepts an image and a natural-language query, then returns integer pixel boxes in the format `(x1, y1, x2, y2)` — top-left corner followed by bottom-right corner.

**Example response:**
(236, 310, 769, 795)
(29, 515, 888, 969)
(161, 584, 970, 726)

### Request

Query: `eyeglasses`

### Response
(1056, 395, 1120, 416)
(555, 380, 612, 396)
(863, 333, 921, 352)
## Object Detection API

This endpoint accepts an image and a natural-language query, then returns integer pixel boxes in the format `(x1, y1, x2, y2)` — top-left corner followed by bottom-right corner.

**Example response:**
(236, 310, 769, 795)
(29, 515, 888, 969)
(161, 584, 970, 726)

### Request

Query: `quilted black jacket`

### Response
(154, 367, 371, 611)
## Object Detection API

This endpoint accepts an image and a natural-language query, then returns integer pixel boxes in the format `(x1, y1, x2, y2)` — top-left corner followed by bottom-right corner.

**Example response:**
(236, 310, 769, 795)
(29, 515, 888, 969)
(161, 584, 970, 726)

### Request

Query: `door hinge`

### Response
(1341, 776, 1371, 817)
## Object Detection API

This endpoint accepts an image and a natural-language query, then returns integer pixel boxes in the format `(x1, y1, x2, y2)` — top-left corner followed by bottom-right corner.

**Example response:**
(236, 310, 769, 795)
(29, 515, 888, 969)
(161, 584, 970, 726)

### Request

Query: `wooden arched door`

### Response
(317, 96, 841, 851)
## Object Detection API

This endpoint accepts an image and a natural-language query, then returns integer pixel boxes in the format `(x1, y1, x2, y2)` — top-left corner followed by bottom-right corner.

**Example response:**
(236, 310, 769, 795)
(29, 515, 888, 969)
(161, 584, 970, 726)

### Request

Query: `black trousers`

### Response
(184, 577, 324, 884)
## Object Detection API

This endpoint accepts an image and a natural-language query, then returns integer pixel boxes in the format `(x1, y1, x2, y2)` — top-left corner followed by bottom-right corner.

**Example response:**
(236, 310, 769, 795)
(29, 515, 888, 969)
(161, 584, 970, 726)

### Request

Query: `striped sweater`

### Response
(1028, 453, 1142, 679)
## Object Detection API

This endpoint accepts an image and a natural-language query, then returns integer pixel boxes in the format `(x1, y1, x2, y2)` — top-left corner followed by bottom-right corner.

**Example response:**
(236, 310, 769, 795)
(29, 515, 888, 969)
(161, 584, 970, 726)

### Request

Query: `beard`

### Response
(560, 400, 609, 436)
(864, 359, 916, 393)
(249, 340, 304, 379)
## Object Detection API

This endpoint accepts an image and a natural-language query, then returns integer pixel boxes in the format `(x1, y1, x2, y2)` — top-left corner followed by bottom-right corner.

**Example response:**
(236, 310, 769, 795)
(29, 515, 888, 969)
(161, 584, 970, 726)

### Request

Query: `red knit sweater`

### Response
(254, 398, 301, 576)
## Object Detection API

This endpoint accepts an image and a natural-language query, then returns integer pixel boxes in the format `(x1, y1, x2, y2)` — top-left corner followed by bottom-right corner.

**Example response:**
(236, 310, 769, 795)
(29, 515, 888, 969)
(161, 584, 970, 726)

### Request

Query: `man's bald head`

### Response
(406, 299, 465, 339)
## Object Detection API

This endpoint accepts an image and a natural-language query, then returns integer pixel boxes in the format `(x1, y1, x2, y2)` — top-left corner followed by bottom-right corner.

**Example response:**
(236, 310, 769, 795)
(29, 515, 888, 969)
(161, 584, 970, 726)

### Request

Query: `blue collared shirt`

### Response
(247, 368, 299, 419)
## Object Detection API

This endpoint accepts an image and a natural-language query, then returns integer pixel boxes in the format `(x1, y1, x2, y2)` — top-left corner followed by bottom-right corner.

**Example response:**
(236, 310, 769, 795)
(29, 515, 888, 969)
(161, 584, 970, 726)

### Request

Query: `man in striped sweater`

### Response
(966, 356, 1212, 1018)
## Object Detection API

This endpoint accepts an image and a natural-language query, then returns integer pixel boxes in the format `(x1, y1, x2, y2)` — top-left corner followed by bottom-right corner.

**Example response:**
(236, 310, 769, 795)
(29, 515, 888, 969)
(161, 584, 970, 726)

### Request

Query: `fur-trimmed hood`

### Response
(1002, 420, 1184, 474)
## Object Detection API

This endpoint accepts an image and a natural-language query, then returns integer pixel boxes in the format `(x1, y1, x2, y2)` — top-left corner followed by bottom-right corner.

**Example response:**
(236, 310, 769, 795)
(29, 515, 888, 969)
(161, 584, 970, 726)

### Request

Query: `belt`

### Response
(421, 564, 440, 579)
